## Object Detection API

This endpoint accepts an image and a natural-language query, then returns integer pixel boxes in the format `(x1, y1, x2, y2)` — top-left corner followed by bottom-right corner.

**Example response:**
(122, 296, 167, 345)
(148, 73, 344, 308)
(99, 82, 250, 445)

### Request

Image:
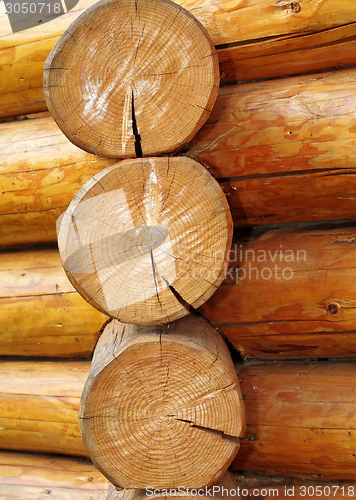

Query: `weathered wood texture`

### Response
(0, 359, 88, 456)
(3, 68, 356, 246)
(233, 362, 356, 481)
(199, 223, 356, 359)
(79, 318, 245, 488)
(0, 451, 108, 500)
(1, 0, 356, 117)
(236, 472, 356, 500)
(0, 247, 107, 356)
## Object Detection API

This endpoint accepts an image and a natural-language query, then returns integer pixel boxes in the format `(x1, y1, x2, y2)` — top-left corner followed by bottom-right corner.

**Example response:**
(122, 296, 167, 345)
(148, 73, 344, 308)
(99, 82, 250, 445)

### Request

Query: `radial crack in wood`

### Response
(43, 0, 219, 158)
(57, 156, 232, 325)
(78, 316, 245, 489)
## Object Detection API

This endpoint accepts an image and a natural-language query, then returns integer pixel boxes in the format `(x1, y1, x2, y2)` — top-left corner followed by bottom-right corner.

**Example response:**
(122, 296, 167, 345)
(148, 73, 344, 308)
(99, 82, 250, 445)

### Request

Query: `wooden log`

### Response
(188, 68, 356, 227)
(235, 471, 356, 500)
(233, 361, 356, 481)
(79, 317, 245, 489)
(0, 450, 108, 499)
(2, 358, 356, 482)
(4, 68, 356, 247)
(0, 116, 116, 246)
(219, 23, 356, 84)
(4, 221, 356, 359)
(57, 157, 232, 325)
(0, 246, 107, 357)
(0, 359, 89, 456)
(199, 223, 356, 359)
(44, 0, 219, 158)
(106, 471, 240, 499)
(2, 0, 356, 117)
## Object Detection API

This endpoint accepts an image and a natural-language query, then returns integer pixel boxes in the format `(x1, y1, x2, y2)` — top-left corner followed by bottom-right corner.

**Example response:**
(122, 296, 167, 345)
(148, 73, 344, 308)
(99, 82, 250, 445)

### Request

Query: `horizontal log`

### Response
(219, 23, 356, 83)
(1, 359, 356, 481)
(188, 68, 356, 227)
(3, 67, 356, 246)
(4, 221, 356, 359)
(0, 116, 115, 246)
(0, 450, 108, 499)
(1, 0, 356, 117)
(199, 223, 356, 359)
(233, 361, 356, 481)
(0, 247, 107, 356)
(0, 359, 88, 456)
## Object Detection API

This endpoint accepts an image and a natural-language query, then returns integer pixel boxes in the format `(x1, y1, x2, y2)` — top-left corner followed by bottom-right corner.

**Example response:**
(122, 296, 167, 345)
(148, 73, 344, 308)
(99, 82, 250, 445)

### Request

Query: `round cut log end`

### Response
(79, 317, 245, 489)
(43, 0, 219, 158)
(57, 156, 233, 325)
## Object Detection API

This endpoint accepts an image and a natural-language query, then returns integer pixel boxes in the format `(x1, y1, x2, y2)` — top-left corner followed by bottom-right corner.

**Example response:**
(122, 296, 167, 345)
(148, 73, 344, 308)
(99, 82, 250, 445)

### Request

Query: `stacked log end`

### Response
(79, 317, 245, 488)
(43, 0, 219, 158)
(57, 156, 232, 325)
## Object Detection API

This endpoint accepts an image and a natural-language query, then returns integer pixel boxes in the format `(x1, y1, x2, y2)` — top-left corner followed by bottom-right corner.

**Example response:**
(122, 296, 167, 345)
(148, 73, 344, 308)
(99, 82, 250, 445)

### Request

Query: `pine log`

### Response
(1, 358, 356, 481)
(44, 0, 219, 158)
(233, 361, 356, 481)
(3, 68, 356, 247)
(198, 223, 356, 359)
(236, 472, 356, 500)
(57, 157, 232, 325)
(0, 359, 88, 456)
(0, 450, 108, 499)
(0, 247, 107, 357)
(0, 116, 115, 247)
(106, 472, 240, 499)
(79, 317, 245, 489)
(188, 68, 356, 227)
(2, 0, 356, 117)
(4, 221, 356, 359)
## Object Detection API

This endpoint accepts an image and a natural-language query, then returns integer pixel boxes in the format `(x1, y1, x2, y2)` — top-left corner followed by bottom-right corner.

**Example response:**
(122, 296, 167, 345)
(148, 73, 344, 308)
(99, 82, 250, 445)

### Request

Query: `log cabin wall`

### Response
(1, 0, 356, 496)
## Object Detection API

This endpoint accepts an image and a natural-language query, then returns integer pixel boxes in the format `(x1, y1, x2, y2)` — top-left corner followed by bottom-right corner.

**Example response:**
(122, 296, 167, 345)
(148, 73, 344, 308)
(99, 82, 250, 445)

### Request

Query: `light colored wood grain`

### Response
(0, 247, 107, 357)
(219, 23, 356, 84)
(3, 67, 356, 247)
(0, 360, 89, 456)
(43, 0, 219, 158)
(79, 317, 245, 489)
(198, 223, 356, 359)
(0, 450, 108, 490)
(233, 362, 356, 481)
(188, 68, 356, 226)
(57, 157, 232, 325)
(2, 0, 356, 117)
